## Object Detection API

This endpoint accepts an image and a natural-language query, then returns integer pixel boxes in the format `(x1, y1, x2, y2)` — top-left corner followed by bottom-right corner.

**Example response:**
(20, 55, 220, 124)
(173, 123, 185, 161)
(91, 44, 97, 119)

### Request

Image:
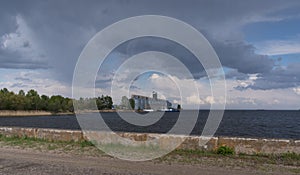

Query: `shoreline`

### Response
(0, 109, 120, 117)
(1, 109, 299, 117)
(0, 110, 74, 117)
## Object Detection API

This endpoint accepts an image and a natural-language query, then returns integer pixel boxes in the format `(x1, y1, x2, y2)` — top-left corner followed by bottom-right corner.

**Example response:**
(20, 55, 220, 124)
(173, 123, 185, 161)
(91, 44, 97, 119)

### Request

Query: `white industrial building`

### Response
(131, 91, 172, 111)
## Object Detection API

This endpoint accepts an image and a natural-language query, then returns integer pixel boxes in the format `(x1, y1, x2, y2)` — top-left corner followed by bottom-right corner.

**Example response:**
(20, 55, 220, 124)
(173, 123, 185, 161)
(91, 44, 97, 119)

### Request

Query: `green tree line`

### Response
(75, 95, 113, 111)
(0, 88, 113, 113)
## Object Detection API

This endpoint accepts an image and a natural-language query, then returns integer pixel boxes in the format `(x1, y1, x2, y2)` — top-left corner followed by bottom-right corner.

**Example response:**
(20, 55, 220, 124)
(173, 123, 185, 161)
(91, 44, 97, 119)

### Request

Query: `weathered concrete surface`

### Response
(0, 127, 299, 154)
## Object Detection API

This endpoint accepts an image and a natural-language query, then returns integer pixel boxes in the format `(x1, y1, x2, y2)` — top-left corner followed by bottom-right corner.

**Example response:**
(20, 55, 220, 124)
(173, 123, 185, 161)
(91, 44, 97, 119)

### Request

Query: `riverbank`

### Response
(0, 134, 299, 174)
(0, 109, 120, 117)
(0, 110, 74, 117)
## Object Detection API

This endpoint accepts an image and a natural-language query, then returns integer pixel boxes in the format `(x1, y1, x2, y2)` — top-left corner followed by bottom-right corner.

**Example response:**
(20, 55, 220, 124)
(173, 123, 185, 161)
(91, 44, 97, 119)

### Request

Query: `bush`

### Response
(216, 145, 235, 155)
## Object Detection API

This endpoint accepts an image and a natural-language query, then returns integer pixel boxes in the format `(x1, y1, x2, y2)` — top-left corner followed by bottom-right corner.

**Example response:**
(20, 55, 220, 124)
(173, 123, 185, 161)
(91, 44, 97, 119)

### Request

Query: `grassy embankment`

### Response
(0, 134, 299, 174)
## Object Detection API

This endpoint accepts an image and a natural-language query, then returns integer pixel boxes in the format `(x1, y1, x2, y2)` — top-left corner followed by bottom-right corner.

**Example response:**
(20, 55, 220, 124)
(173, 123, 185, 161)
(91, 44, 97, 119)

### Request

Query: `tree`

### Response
(66, 98, 74, 112)
(40, 95, 49, 111)
(96, 96, 105, 110)
(26, 89, 41, 110)
(0, 88, 10, 110)
(96, 95, 113, 110)
(0, 88, 114, 113)
(121, 96, 130, 109)
(48, 95, 64, 113)
(18, 90, 25, 96)
(104, 96, 113, 109)
(129, 98, 135, 110)
(177, 104, 182, 110)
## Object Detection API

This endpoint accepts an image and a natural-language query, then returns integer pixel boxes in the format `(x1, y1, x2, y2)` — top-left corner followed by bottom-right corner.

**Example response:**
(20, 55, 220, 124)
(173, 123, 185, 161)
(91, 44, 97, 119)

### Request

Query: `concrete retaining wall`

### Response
(0, 127, 299, 154)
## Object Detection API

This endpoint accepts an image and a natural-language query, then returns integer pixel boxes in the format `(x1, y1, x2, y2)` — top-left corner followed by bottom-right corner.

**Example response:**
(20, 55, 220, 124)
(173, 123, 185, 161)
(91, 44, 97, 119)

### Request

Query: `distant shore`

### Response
(0, 109, 122, 117)
(0, 110, 74, 117)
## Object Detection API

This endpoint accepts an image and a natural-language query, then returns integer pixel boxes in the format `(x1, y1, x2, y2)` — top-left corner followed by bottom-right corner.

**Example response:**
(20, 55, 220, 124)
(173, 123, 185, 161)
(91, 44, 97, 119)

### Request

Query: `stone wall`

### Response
(0, 127, 299, 154)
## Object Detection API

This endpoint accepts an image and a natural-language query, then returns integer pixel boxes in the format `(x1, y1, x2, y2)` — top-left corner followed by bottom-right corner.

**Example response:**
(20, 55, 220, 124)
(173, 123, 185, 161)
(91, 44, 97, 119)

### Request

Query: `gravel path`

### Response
(0, 147, 271, 175)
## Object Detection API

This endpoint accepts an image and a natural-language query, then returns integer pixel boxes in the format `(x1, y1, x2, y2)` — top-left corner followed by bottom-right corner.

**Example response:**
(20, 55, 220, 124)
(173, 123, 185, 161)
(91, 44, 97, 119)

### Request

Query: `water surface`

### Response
(0, 110, 299, 139)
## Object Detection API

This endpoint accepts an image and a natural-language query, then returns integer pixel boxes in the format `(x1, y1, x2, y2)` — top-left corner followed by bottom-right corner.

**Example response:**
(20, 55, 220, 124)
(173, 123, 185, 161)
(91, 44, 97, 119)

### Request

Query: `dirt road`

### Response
(0, 147, 297, 175)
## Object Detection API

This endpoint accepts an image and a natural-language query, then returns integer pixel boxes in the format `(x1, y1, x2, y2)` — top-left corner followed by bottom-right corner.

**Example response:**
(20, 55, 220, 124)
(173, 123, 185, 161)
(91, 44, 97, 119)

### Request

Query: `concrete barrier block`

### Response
(36, 128, 84, 142)
(0, 127, 37, 138)
(260, 139, 292, 154)
(118, 132, 148, 141)
(218, 137, 262, 154)
(157, 134, 186, 150)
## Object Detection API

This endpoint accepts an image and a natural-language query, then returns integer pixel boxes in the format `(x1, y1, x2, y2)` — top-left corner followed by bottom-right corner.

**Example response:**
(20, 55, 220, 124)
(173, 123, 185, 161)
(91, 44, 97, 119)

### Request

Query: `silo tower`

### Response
(152, 91, 158, 100)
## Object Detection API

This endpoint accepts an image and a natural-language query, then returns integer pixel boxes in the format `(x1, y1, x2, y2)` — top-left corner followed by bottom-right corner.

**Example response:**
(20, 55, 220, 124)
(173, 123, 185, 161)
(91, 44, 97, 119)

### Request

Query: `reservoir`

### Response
(0, 110, 299, 139)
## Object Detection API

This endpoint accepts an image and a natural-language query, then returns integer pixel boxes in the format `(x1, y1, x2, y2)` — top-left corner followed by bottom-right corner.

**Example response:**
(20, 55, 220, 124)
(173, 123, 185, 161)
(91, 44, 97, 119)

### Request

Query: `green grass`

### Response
(157, 146, 300, 168)
(0, 134, 94, 147)
(0, 134, 102, 155)
(0, 134, 42, 146)
(251, 152, 300, 166)
(216, 145, 235, 155)
(79, 140, 94, 148)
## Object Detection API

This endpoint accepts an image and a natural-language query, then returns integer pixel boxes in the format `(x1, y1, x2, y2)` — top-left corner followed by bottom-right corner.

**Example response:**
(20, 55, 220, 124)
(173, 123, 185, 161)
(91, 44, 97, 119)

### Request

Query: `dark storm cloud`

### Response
(111, 35, 275, 79)
(211, 39, 275, 74)
(109, 37, 205, 79)
(0, 49, 49, 69)
(0, 0, 300, 90)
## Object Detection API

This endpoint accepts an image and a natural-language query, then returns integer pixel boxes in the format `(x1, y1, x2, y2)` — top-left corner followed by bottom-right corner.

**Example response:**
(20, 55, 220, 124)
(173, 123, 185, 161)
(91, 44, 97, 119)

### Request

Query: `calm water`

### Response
(0, 110, 299, 139)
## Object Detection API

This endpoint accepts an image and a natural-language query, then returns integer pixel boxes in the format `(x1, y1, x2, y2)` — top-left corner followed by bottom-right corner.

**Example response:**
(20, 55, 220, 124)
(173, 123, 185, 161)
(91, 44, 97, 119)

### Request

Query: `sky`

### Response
(0, 0, 300, 109)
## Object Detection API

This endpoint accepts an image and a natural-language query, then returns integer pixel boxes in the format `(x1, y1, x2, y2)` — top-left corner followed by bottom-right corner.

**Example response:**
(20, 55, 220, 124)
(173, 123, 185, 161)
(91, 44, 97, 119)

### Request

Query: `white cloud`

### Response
(249, 74, 259, 80)
(149, 73, 160, 80)
(205, 96, 215, 104)
(293, 87, 300, 95)
(173, 99, 179, 104)
(2, 68, 299, 109)
(273, 99, 280, 104)
(226, 78, 300, 109)
(0, 15, 48, 69)
(186, 95, 204, 105)
(1, 15, 40, 56)
(0, 70, 71, 97)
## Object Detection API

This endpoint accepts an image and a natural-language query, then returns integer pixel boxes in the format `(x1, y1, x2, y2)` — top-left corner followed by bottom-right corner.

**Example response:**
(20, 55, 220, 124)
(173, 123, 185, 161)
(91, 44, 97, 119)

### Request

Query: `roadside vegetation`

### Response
(216, 145, 235, 155)
(0, 134, 104, 156)
(161, 148, 300, 167)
